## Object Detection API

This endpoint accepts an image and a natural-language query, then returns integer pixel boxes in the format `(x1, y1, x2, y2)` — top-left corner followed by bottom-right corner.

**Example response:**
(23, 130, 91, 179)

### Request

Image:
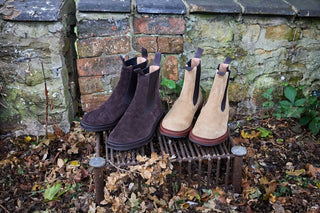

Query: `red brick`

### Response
(134, 16, 185, 35)
(133, 36, 183, 53)
(133, 36, 158, 53)
(81, 93, 109, 112)
(77, 56, 122, 77)
(162, 55, 178, 80)
(78, 76, 104, 95)
(77, 38, 104, 58)
(104, 36, 130, 55)
(158, 37, 183, 53)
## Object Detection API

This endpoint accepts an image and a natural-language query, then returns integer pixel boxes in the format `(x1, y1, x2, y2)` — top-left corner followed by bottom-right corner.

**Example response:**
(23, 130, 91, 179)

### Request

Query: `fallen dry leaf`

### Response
(306, 164, 320, 179)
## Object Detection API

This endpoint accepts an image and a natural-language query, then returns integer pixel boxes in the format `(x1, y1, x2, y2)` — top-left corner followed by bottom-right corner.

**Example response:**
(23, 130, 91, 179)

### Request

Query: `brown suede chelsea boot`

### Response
(189, 57, 232, 146)
(159, 47, 204, 138)
(107, 52, 164, 151)
(80, 47, 148, 132)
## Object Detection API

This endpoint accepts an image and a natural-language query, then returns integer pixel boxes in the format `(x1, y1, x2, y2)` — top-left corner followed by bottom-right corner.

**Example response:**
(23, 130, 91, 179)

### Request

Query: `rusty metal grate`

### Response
(91, 130, 245, 203)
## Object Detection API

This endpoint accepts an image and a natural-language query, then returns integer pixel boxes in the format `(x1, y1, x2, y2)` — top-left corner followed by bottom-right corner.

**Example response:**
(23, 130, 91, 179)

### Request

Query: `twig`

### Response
(41, 62, 48, 138)
(0, 204, 10, 213)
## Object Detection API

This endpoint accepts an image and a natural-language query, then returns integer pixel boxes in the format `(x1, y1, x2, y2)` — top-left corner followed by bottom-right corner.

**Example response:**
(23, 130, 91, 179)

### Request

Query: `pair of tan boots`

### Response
(159, 48, 231, 146)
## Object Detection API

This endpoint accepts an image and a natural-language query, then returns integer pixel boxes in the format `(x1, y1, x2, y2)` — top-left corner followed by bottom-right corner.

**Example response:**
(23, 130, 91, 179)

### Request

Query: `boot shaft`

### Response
(180, 48, 204, 105)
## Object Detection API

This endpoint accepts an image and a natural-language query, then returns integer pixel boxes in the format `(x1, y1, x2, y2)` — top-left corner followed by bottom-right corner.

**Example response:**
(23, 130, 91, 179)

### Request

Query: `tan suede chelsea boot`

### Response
(189, 57, 232, 146)
(159, 48, 204, 138)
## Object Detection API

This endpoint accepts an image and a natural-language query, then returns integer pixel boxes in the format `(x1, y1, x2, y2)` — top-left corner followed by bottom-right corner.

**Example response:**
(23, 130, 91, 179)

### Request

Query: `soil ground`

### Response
(0, 113, 319, 213)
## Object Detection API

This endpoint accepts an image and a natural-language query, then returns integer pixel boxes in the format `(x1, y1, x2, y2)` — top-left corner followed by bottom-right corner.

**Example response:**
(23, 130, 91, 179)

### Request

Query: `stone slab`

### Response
(2, 0, 65, 21)
(238, 0, 295, 16)
(136, 0, 186, 14)
(287, 0, 320, 17)
(78, 0, 131, 13)
(187, 0, 242, 14)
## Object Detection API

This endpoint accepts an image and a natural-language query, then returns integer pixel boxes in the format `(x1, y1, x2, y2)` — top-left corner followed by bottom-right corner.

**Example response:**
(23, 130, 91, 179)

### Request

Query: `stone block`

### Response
(77, 37, 104, 58)
(265, 25, 301, 41)
(104, 36, 130, 55)
(78, 76, 104, 94)
(228, 82, 249, 103)
(134, 16, 185, 35)
(162, 55, 178, 81)
(77, 18, 129, 39)
(77, 56, 122, 77)
(81, 93, 109, 112)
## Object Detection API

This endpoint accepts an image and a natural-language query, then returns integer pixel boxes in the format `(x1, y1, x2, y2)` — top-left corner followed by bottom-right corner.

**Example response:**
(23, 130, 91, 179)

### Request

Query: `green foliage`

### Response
(262, 84, 320, 135)
(44, 183, 72, 202)
(161, 77, 183, 94)
(262, 87, 275, 109)
(257, 127, 272, 138)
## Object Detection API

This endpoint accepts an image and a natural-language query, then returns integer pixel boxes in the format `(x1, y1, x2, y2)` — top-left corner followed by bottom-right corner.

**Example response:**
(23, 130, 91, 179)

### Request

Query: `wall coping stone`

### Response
(136, 0, 186, 14)
(1, 0, 66, 21)
(2, 0, 320, 20)
(78, 0, 131, 13)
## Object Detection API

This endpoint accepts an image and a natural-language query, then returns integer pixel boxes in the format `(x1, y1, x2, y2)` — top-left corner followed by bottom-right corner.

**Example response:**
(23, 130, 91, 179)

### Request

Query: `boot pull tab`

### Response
(141, 47, 148, 59)
(184, 47, 203, 71)
(153, 52, 161, 66)
(194, 47, 204, 59)
(217, 57, 232, 76)
(120, 55, 126, 63)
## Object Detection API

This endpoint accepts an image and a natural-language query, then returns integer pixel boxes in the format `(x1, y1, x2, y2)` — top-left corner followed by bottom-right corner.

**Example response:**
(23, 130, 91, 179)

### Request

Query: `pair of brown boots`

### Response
(159, 48, 232, 146)
(81, 48, 164, 151)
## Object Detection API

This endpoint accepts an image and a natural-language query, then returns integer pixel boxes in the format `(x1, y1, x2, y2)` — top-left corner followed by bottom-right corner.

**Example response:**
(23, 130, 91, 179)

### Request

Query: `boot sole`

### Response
(189, 129, 228, 146)
(80, 119, 119, 132)
(107, 112, 165, 151)
(159, 121, 192, 138)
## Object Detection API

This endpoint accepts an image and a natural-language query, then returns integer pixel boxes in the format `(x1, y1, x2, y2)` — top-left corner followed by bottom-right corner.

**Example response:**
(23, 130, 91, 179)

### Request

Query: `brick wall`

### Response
(76, 13, 186, 112)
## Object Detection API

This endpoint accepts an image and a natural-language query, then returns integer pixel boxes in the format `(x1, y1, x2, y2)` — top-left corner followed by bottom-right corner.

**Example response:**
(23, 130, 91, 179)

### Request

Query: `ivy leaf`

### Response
(284, 86, 297, 104)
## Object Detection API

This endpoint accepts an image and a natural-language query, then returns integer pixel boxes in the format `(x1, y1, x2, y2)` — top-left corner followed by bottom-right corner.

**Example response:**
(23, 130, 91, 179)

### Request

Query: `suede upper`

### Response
(80, 51, 148, 132)
(107, 53, 164, 150)
(160, 48, 204, 137)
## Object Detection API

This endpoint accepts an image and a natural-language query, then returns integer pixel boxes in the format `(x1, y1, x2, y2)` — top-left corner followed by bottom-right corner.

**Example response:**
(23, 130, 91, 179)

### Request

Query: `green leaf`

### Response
(309, 117, 320, 135)
(263, 87, 274, 101)
(262, 101, 274, 109)
(44, 183, 62, 201)
(284, 86, 297, 104)
(294, 98, 306, 107)
(299, 116, 312, 126)
(279, 100, 292, 107)
(161, 77, 176, 90)
(257, 127, 272, 138)
(286, 107, 302, 118)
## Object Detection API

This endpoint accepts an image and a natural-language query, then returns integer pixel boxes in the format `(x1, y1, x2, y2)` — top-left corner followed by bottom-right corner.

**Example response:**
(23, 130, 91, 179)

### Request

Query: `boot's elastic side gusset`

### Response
(80, 47, 148, 132)
(159, 47, 204, 138)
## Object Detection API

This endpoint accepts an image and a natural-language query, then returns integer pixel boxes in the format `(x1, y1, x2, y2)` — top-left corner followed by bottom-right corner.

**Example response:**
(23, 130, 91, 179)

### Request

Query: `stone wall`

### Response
(0, 0, 78, 136)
